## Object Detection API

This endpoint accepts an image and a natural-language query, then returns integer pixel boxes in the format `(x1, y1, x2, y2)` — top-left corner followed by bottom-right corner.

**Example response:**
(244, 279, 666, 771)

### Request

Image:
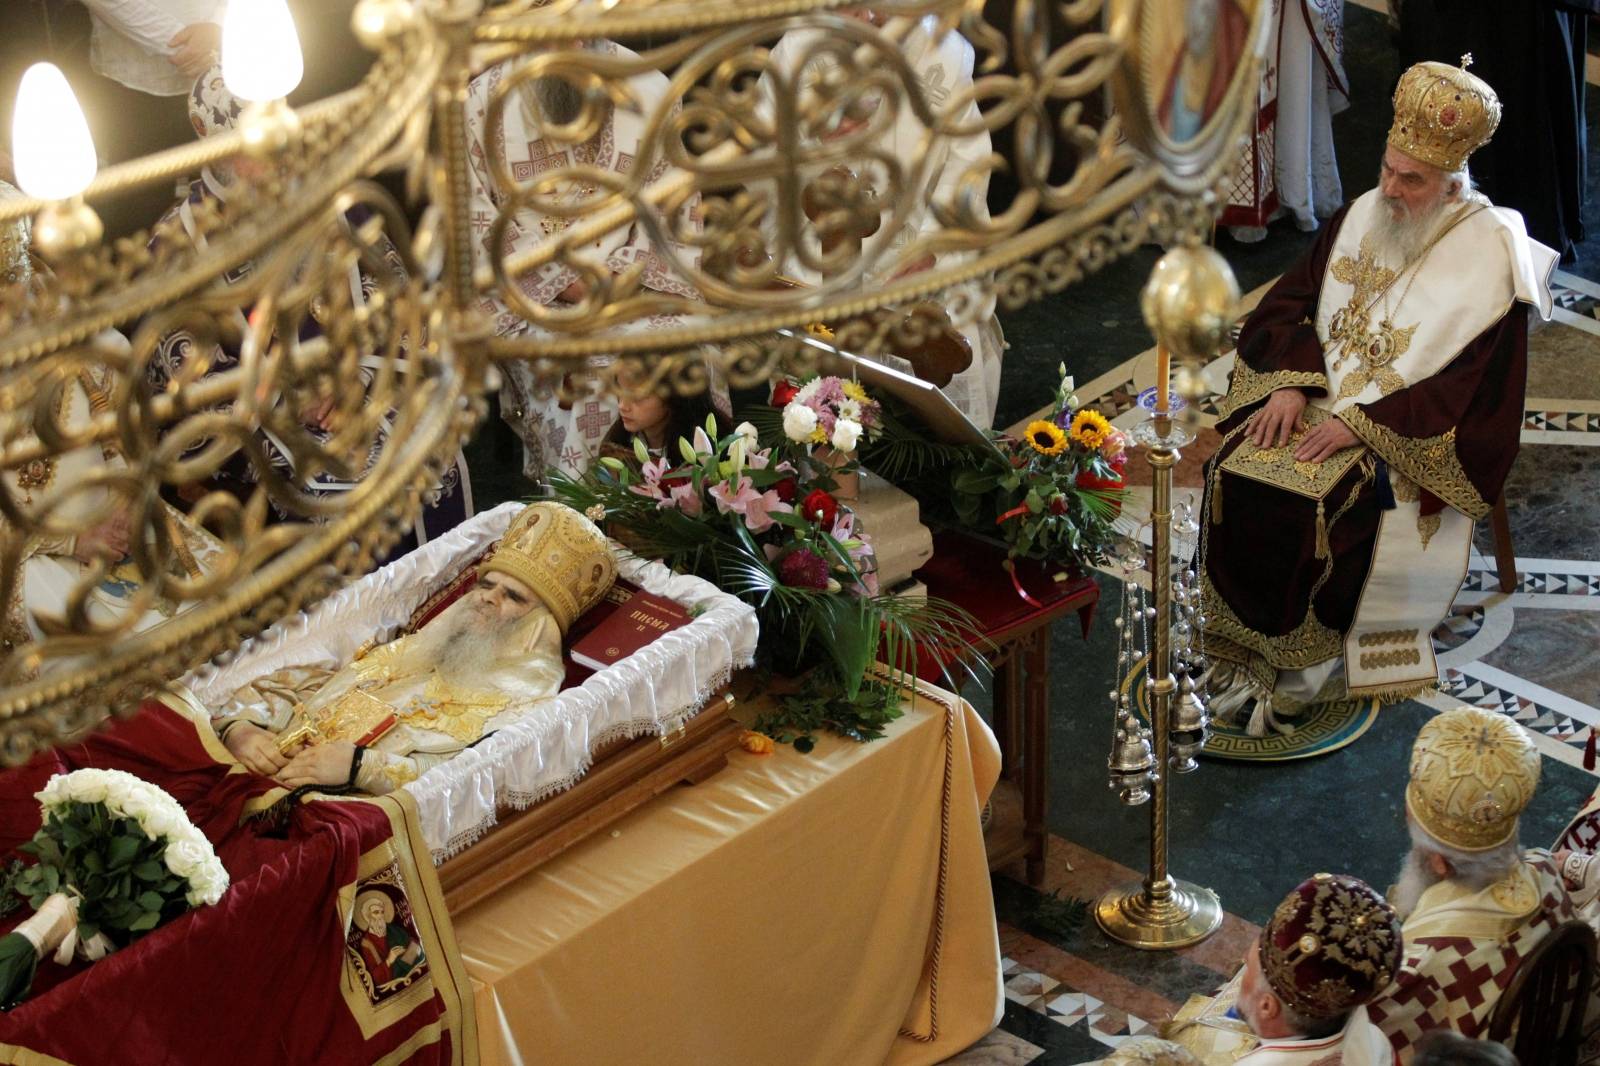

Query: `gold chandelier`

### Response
(0, 0, 1268, 760)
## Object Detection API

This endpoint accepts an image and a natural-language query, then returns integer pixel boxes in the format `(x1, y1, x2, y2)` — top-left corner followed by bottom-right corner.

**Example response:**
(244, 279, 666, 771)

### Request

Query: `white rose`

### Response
(67, 776, 109, 806)
(782, 402, 818, 442)
(734, 421, 760, 448)
(167, 839, 209, 879)
(117, 792, 161, 827)
(830, 418, 862, 453)
(143, 808, 183, 841)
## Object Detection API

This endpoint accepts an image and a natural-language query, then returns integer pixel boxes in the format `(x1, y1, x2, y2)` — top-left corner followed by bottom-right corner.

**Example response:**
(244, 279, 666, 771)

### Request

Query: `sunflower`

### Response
(1024, 419, 1068, 455)
(1069, 408, 1112, 450)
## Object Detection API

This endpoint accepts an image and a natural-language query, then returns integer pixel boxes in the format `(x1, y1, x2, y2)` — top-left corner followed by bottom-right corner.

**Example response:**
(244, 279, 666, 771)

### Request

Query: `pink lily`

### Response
(668, 481, 703, 516)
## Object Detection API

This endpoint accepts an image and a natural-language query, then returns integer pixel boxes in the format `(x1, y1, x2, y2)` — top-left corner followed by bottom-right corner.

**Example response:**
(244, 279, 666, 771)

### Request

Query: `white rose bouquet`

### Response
(16, 769, 229, 955)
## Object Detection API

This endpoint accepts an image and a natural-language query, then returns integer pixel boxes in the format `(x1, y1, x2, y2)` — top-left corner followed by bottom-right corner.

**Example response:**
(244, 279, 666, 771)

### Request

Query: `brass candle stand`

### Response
(1093, 246, 1239, 951)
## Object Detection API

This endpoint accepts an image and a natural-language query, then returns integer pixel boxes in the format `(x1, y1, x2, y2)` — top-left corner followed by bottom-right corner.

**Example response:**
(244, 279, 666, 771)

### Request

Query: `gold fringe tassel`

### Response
(1210, 474, 1223, 526)
(1314, 498, 1329, 560)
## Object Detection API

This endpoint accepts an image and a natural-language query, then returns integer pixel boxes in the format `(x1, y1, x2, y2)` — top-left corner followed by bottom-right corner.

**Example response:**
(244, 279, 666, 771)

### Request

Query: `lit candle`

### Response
(1154, 341, 1170, 416)
(12, 63, 97, 201)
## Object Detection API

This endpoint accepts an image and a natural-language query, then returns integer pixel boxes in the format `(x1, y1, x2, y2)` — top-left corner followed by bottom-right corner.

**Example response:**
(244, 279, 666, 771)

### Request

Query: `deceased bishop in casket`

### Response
(213, 502, 616, 794)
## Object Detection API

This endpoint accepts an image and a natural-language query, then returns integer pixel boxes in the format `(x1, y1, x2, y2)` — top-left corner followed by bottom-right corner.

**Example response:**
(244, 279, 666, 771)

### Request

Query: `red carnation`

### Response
(1049, 495, 1068, 515)
(778, 548, 830, 589)
(801, 489, 839, 527)
(773, 476, 798, 503)
(1074, 469, 1126, 493)
(771, 380, 800, 407)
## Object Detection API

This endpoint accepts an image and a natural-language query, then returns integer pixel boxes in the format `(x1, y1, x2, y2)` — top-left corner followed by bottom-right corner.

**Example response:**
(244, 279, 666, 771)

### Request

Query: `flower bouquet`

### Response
(551, 400, 979, 751)
(945, 364, 1128, 570)
(14, 769, 229, 958)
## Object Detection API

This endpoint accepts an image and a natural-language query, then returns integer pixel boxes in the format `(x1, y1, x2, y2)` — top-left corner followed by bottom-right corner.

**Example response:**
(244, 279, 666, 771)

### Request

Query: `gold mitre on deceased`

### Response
(478, 502, 618, 635)
(1406, 706, 1539, 852)
(1387, 54, 1501, 173)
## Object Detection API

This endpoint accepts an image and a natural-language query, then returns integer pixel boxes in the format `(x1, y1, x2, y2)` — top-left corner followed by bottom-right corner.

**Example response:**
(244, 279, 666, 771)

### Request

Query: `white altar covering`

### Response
(185, 503, 759, 860)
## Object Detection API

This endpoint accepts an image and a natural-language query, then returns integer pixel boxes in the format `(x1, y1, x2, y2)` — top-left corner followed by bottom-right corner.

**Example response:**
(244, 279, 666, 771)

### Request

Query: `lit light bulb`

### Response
(222, 0, 305, 103)
(11, 63, 98, 201)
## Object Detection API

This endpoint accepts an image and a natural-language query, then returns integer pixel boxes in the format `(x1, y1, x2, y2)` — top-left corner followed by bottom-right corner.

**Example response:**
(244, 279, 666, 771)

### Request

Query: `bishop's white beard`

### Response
(1391, 846, 1444, 919)
(401, 594, 518, 685)
(1371, 188, 1451, 267)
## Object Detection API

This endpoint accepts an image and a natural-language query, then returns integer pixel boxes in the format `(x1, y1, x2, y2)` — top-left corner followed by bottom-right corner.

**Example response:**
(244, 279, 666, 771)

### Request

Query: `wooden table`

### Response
(913, 531, 1099, 885)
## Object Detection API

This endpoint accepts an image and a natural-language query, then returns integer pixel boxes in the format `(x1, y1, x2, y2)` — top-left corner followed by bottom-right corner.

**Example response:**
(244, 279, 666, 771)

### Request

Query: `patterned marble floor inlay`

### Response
(1002, 957, 1160, 1056)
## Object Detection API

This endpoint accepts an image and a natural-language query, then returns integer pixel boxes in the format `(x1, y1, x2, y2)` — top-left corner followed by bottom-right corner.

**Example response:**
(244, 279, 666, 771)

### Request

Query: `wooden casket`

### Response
(187, 503, 758, 909)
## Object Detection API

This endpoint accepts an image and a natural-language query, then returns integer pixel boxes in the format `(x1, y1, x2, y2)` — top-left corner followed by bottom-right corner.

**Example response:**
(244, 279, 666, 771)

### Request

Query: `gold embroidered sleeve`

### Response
(1336, 407, 1491, 521)
(1214, 362, 1330, 422)
(355, 751, 421, 795)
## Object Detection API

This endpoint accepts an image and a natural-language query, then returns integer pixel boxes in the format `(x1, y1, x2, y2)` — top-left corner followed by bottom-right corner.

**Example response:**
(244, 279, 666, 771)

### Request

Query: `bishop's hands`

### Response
(1244, 389, 1359, 463)
(276, 740, 358, 789)
(223, 721, 290, 777)
(225, 723, 357, 788)
(1293, 418, 1359, 463)
(1246, 388, 1307, 448)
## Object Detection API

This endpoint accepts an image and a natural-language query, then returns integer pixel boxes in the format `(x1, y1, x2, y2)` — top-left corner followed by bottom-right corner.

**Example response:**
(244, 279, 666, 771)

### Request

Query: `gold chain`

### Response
(1335, 202, 1486, 346)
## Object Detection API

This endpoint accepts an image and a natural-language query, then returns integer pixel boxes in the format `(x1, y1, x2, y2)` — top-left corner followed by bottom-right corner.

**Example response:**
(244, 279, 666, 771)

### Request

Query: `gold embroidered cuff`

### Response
(1214, 363, 1330, 422)
(1337, 407, 1490, 520)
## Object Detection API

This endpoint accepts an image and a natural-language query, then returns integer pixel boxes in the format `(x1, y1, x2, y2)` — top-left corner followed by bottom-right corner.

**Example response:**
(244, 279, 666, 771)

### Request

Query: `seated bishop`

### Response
(1365, 706, 1588, 1062)
(211, 502, 616, 793)
(1200, 58, 1556, 732)
(1164, 873, 1401, 1065)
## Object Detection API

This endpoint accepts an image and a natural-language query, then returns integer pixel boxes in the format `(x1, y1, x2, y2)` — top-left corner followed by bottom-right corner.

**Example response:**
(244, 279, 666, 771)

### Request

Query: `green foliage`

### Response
(16, 802, 190, 948)
(752, 674, 905, 753)
(1032, 889, 1089, 940)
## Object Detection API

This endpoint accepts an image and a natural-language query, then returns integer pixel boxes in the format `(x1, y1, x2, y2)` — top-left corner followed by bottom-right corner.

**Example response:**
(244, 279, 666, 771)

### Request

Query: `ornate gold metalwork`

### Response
(0, 0, 1270, 758)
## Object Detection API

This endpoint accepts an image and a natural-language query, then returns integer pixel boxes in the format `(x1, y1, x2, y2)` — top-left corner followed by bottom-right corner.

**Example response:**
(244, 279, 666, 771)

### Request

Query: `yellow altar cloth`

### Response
(455, 678, 1004, 1065)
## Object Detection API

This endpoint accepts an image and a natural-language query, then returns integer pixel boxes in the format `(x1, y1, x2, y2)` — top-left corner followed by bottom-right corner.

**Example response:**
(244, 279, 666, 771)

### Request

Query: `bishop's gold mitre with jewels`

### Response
(478, 502, 617, 634)
(1406, 706, 1539, 852)
(1387, 55, 1502, 173)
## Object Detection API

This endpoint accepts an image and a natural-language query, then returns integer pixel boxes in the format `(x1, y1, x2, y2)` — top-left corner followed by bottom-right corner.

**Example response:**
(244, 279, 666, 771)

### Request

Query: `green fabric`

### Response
(0, 931, 39, 1009)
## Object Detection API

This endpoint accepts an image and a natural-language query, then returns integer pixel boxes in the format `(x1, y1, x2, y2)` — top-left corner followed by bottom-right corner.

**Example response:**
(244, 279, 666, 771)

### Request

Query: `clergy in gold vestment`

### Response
(1202, 59, 1557, 733)
(1366, 707, 1585, 1063)
(211, 502, 617, 793)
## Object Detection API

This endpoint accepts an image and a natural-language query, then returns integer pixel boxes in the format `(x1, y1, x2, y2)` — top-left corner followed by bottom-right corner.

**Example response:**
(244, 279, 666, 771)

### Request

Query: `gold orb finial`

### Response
(352, 0, 418, 50)
(1139, 245, 1240, 364)
(32, 198, 103, 261)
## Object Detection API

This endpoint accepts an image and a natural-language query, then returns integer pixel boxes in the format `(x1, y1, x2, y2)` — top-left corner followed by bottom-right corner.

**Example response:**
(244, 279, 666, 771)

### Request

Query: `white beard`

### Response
(400, 595, 510, 684)
(1370, 191, 1451, 266)
(1391, 847, 1444, 919)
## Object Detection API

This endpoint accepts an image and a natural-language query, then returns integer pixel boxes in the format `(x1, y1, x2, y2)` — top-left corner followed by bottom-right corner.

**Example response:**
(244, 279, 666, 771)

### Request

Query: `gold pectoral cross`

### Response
(1327, 239, 1416, 401)
(403, 675, 510, 745)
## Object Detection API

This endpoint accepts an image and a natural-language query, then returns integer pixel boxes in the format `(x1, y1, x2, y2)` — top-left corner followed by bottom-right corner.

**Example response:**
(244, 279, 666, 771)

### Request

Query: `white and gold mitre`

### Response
(1406, 706, 1538, 852)
(1387, 55, 1501, 173)
(478, 502, 617, 635)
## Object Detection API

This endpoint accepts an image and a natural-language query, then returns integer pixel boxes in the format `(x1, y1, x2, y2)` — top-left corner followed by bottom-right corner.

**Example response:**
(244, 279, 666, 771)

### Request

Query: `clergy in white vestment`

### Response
(0, 181, 222, 653)
(464, 43, 702, 480)
(1164, 873, 1400, 1066)
(1223, 0, 1350, 240)
(1365, 707, 1587, 1063)
(1201, 59, 1556, 732)
(759, 12, 1006, 428)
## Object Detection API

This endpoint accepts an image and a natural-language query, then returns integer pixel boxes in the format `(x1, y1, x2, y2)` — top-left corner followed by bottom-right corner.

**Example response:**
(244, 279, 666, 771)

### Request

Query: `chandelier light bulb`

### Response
(223, 0, 305, 103)
(12, 63, 98, 201)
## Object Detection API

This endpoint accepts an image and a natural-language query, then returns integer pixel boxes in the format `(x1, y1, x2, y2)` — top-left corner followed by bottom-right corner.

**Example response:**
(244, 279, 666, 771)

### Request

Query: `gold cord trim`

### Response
(1202, 574, 1343, 670)
(1338, 407, 1489, 520)
(1214, 363, 1330, 422)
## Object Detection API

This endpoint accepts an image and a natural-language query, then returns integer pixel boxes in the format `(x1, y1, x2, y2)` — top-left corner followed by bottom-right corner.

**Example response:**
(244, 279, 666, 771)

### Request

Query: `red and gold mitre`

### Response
(478, 502, 617, 635)
(1406, 705, 1538, 852)
(1260, 873, 1402, 1020)
(1387, 55, 1500, 173)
